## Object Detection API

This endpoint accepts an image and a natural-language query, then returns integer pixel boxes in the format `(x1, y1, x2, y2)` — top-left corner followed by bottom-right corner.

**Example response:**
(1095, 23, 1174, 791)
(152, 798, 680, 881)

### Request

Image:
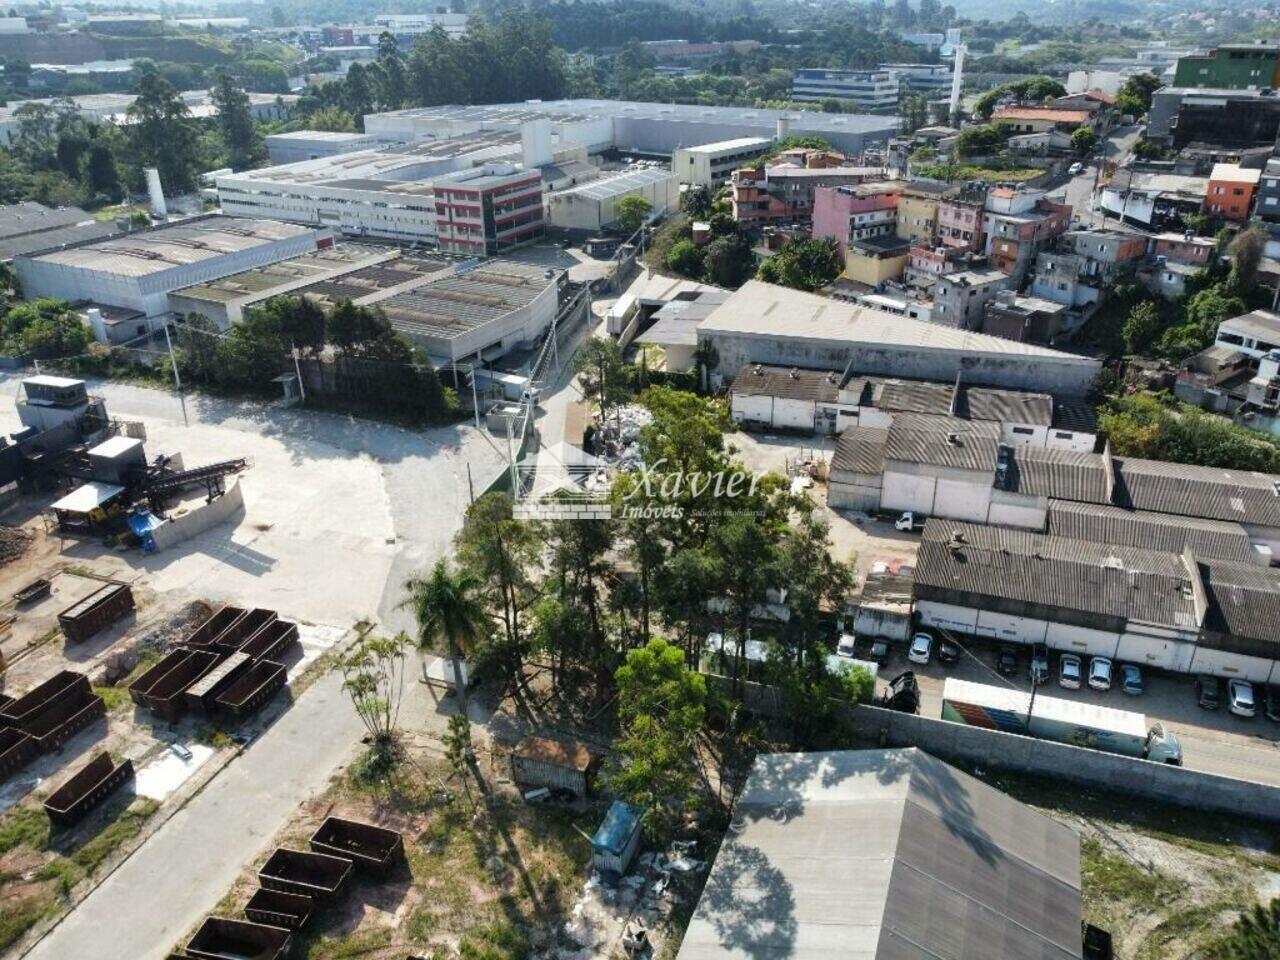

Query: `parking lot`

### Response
(856, 631, 1280, 786)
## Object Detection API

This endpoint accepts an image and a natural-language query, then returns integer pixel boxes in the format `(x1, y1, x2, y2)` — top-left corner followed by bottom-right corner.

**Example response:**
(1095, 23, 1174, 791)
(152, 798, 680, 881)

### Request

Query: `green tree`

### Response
(1071, 127, 1097, 156)
(1122, 300, 1163, 354)
(1220, 899, 1280, 959)
(665, 237, 704, 278)
(681, 185, 714, 220)
(307, 106, 356, 132)
(701, 235, 755, 288)
(573, 336, 632, 419)
(375, 32, 408, 109)
(1227, 227, 1267, 295)
(0, 298, 90, 360)
(955, 123, 1005, 159)
(1118, 72, 1162, 112)
(757, 237, 842, 292)
(614, 193, 653, 235)
(609, 637, 707, 840)
(404, 559, 488, 720)
(1185, 284, 1245, 341)
(82, 142, 121, 202)
(338, 633, 408, 764)
(211, 69, 264, 171)
(127, 73, 199, 192)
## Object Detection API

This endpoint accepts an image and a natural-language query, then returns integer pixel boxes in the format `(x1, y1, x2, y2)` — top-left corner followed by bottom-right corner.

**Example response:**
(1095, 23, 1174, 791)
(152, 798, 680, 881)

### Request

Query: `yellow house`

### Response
(844, 236, 910, 285)
(895, 185, 949, 244)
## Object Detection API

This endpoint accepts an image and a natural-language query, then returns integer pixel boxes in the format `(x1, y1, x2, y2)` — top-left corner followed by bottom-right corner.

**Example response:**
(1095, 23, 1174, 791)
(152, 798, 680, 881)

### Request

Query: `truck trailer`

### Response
(941, 677, 1182, 765)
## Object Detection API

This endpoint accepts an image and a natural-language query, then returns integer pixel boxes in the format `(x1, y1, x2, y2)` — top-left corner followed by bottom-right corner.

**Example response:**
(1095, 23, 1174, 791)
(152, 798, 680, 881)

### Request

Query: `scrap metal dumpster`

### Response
(244, 888, 314, 931)
(43, 752, 134, 827)
(239, 619, 299, 663)
(1, 670, 90, 727)
(216, 660, 286, 720)
(182, 606, 245, 651)
(258, 847, 352, 904)
(184, 652, 252, 715)
(25, 691, 105, 752)
(129, 649, 191, 708)
(212, 608, 276, 654)
(57, 583, 134, 643)
(0, 727, 37, 782)
(147, 650, 219, 723)
(184, 917, 291, 960)
(310, 817, 405, 878)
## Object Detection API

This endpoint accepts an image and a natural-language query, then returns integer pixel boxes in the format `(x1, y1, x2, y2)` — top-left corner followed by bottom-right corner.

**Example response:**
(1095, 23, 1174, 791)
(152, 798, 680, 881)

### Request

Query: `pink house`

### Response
(811, 183, 901, 257)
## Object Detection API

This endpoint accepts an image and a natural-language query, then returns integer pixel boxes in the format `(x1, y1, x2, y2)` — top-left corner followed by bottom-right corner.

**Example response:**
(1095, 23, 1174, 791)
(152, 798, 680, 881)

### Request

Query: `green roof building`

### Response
(1174, 44, 1280, 90)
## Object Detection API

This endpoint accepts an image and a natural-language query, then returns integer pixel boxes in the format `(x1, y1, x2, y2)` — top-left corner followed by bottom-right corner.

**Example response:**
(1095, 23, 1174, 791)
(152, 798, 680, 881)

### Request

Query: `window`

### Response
(1011, 426, 1034, 436)
(1054, 432, 1073, 440)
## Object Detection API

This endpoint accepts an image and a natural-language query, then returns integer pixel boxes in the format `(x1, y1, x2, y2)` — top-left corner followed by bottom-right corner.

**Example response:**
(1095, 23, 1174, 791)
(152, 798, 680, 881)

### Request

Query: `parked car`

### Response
(1059, 654, 1082, 690)
(169, 742, 194, 761)
(836, 633, 856, 658)
(1030, 643, 1050, 686)
(878, 671, 920, 714)
(1267, 686, 1280, 723)
(1088, 657, 1113, 692)
(1068, 161, 1085, 175)
(1120, 663, 1144, 696)
(908, 633, 933, 665)
(937, 639, 960, 665)
(869, 639, 890, 664)
(1195, 675, 1221, 710)
(996, 645, 1018, 676)
(1228, 679, 1257, 718)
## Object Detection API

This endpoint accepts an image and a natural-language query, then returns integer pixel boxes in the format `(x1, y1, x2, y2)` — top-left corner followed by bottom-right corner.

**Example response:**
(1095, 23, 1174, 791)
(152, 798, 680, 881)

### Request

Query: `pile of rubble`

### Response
(591, 406, 653, 472)
(0, 525, 32, 566)
(553, 841, 706, 960)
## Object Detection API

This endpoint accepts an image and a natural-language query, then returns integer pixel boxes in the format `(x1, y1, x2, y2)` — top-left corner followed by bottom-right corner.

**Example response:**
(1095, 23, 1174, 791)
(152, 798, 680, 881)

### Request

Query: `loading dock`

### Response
(42, 752, 134, 827)
(57, 582, 133, 643)
(258, 847, 353, 903)
(309, 818, 405, 877)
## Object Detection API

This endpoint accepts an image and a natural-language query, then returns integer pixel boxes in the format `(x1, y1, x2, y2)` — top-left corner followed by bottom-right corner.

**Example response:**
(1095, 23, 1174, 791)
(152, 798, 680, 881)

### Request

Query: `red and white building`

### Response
(434, 168, 545, 257)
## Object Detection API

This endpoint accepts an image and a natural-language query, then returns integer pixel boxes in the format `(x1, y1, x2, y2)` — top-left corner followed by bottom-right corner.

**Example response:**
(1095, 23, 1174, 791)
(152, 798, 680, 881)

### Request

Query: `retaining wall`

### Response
(711, 674, 1280, 822)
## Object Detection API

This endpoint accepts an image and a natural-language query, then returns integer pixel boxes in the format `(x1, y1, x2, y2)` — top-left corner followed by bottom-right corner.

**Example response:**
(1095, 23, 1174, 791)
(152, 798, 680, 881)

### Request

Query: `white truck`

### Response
(941, 677, 1183, 765)
(894, 511, 926, 532)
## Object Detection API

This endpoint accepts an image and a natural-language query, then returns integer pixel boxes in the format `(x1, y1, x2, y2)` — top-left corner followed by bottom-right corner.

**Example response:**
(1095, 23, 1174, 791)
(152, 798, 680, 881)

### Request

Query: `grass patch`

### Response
(64, 798, 159, 875)
(1134, 894, 1253, 960)
(306, 926, 394, 958)
(0, 805, 51, 855)
(1082, 835, 1184, 912)
(193, 724, 234, 749)
(0, 895, 54, 952)
(93, 685, 131, 712)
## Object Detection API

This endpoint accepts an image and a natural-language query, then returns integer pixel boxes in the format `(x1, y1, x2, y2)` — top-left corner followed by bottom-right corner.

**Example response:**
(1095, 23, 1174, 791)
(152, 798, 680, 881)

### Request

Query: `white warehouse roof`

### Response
(679, 136, 772, 154)
(552, 166, 674, 201)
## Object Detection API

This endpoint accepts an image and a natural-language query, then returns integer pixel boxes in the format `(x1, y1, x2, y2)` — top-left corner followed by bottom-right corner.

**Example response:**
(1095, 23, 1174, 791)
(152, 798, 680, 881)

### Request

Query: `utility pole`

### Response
(163, 323, 188, 427)
(470, 354, 480, 430)
(291, 343, 306, 404)
(505, 416, 518, 495)
(466, 462, 475, 505)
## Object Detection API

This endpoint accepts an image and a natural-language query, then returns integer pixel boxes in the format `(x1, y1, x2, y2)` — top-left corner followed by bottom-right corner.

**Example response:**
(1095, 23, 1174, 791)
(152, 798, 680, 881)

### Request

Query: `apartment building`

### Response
(811, 182, 902, 256)
(895, 181, 952, 244)
(671, 137, 772, 187)
(984, 191, 1073, 285)
(1173, 43, 1280, 90)
(931, 269, 1010, 330)
(937, 189, 987, 253)
(1204, 163, 1261, 221)
(730, 164, 886, 226)
(434, 169, 544, 256)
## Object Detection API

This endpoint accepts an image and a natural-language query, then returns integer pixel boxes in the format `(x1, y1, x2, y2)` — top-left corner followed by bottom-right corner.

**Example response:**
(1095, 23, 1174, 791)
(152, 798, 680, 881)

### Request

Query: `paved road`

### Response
(1056, 124, 1143, 230)
(24, 669, 364, 960)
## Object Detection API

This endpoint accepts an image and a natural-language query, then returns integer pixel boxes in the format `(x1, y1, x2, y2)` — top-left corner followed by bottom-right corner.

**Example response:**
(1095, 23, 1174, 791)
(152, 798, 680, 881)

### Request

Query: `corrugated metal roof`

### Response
(883, 414, 1000, 473)
(1047, 499, 1258, 563)
(915, 520, 1200, 628)
(1113, 457, 1280, 527)
(833, 426, 888, 476)
(513, 735, 594, 771)
(1004, 447, 1110, 502)
(676, 748, 1082, 960)
(731, 364, 841, 402)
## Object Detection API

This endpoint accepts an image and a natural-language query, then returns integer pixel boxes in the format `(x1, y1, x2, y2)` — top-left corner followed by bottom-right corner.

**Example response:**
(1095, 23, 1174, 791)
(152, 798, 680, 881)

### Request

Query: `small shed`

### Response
(49, 481, 126, 532)
(88, 436, 145, 484)
(853, 572, 914, 643)
(510, 735, 597, 797)
(591, 800, 643, 876)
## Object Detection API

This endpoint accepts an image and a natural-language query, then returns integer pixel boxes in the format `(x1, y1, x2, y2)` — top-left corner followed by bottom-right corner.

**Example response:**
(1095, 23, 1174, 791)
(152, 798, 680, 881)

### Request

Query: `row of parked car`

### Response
(892, 632, 1279, 721)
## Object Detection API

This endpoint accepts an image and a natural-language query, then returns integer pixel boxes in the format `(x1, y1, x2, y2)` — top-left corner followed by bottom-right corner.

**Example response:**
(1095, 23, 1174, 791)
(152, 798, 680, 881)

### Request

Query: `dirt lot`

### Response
(187, 729, 689, 960)
(968, 766, 1280, 959)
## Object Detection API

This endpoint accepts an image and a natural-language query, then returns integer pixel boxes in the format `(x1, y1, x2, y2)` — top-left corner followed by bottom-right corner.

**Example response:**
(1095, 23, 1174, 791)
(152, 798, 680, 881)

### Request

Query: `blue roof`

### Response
(592, 800, 642, 855)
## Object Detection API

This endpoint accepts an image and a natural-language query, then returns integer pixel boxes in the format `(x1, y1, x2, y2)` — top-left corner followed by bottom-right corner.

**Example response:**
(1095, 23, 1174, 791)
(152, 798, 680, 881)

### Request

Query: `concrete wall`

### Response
(150, 478, 245, 552)
(709, 674, 1280, 821)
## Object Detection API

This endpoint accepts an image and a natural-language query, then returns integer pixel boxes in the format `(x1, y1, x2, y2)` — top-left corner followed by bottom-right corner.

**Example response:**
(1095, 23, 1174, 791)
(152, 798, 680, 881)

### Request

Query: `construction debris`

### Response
(0, 526, 32, 566)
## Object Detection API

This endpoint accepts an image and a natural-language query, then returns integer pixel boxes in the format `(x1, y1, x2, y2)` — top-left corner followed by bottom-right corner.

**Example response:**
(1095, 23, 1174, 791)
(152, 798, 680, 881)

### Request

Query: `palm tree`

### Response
(403, 560, 488, 725)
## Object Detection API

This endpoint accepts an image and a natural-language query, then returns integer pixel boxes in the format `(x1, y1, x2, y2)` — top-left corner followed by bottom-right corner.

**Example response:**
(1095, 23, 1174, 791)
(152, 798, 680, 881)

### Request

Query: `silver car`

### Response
(1059, 654, 1082, 690)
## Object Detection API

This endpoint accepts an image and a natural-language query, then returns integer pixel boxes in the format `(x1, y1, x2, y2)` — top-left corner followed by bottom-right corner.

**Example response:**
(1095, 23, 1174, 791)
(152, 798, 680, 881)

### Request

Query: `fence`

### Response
(709, 674, 1280, 823)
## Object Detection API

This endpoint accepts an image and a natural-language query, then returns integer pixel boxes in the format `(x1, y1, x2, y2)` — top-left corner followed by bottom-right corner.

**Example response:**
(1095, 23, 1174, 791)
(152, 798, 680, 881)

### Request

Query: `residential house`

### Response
(1142, 232, 1216, 298)
(990, 105, 1096, 133)
(1216, 309, 1280, 361)
(730, 164, 886, 227)
(811, 182, 903, 257)
(937, 186, 988, 252)
(895, 180, 952, 244)
(984, 190, 1073, 285)
(843, 235, 911, 286)
(932, 269, 1010, 330)
(1100, 169, 1208, 230)
(1204, 162, 1261, 221)
(983, 289, 1071, 344)
(1175, 344, 1254, 412)
(1256, 157, 1280, 223)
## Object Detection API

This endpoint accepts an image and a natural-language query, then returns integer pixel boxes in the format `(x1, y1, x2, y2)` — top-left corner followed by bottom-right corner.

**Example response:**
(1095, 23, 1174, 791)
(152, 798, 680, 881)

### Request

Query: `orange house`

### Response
(1205, 163, 1261, 221)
